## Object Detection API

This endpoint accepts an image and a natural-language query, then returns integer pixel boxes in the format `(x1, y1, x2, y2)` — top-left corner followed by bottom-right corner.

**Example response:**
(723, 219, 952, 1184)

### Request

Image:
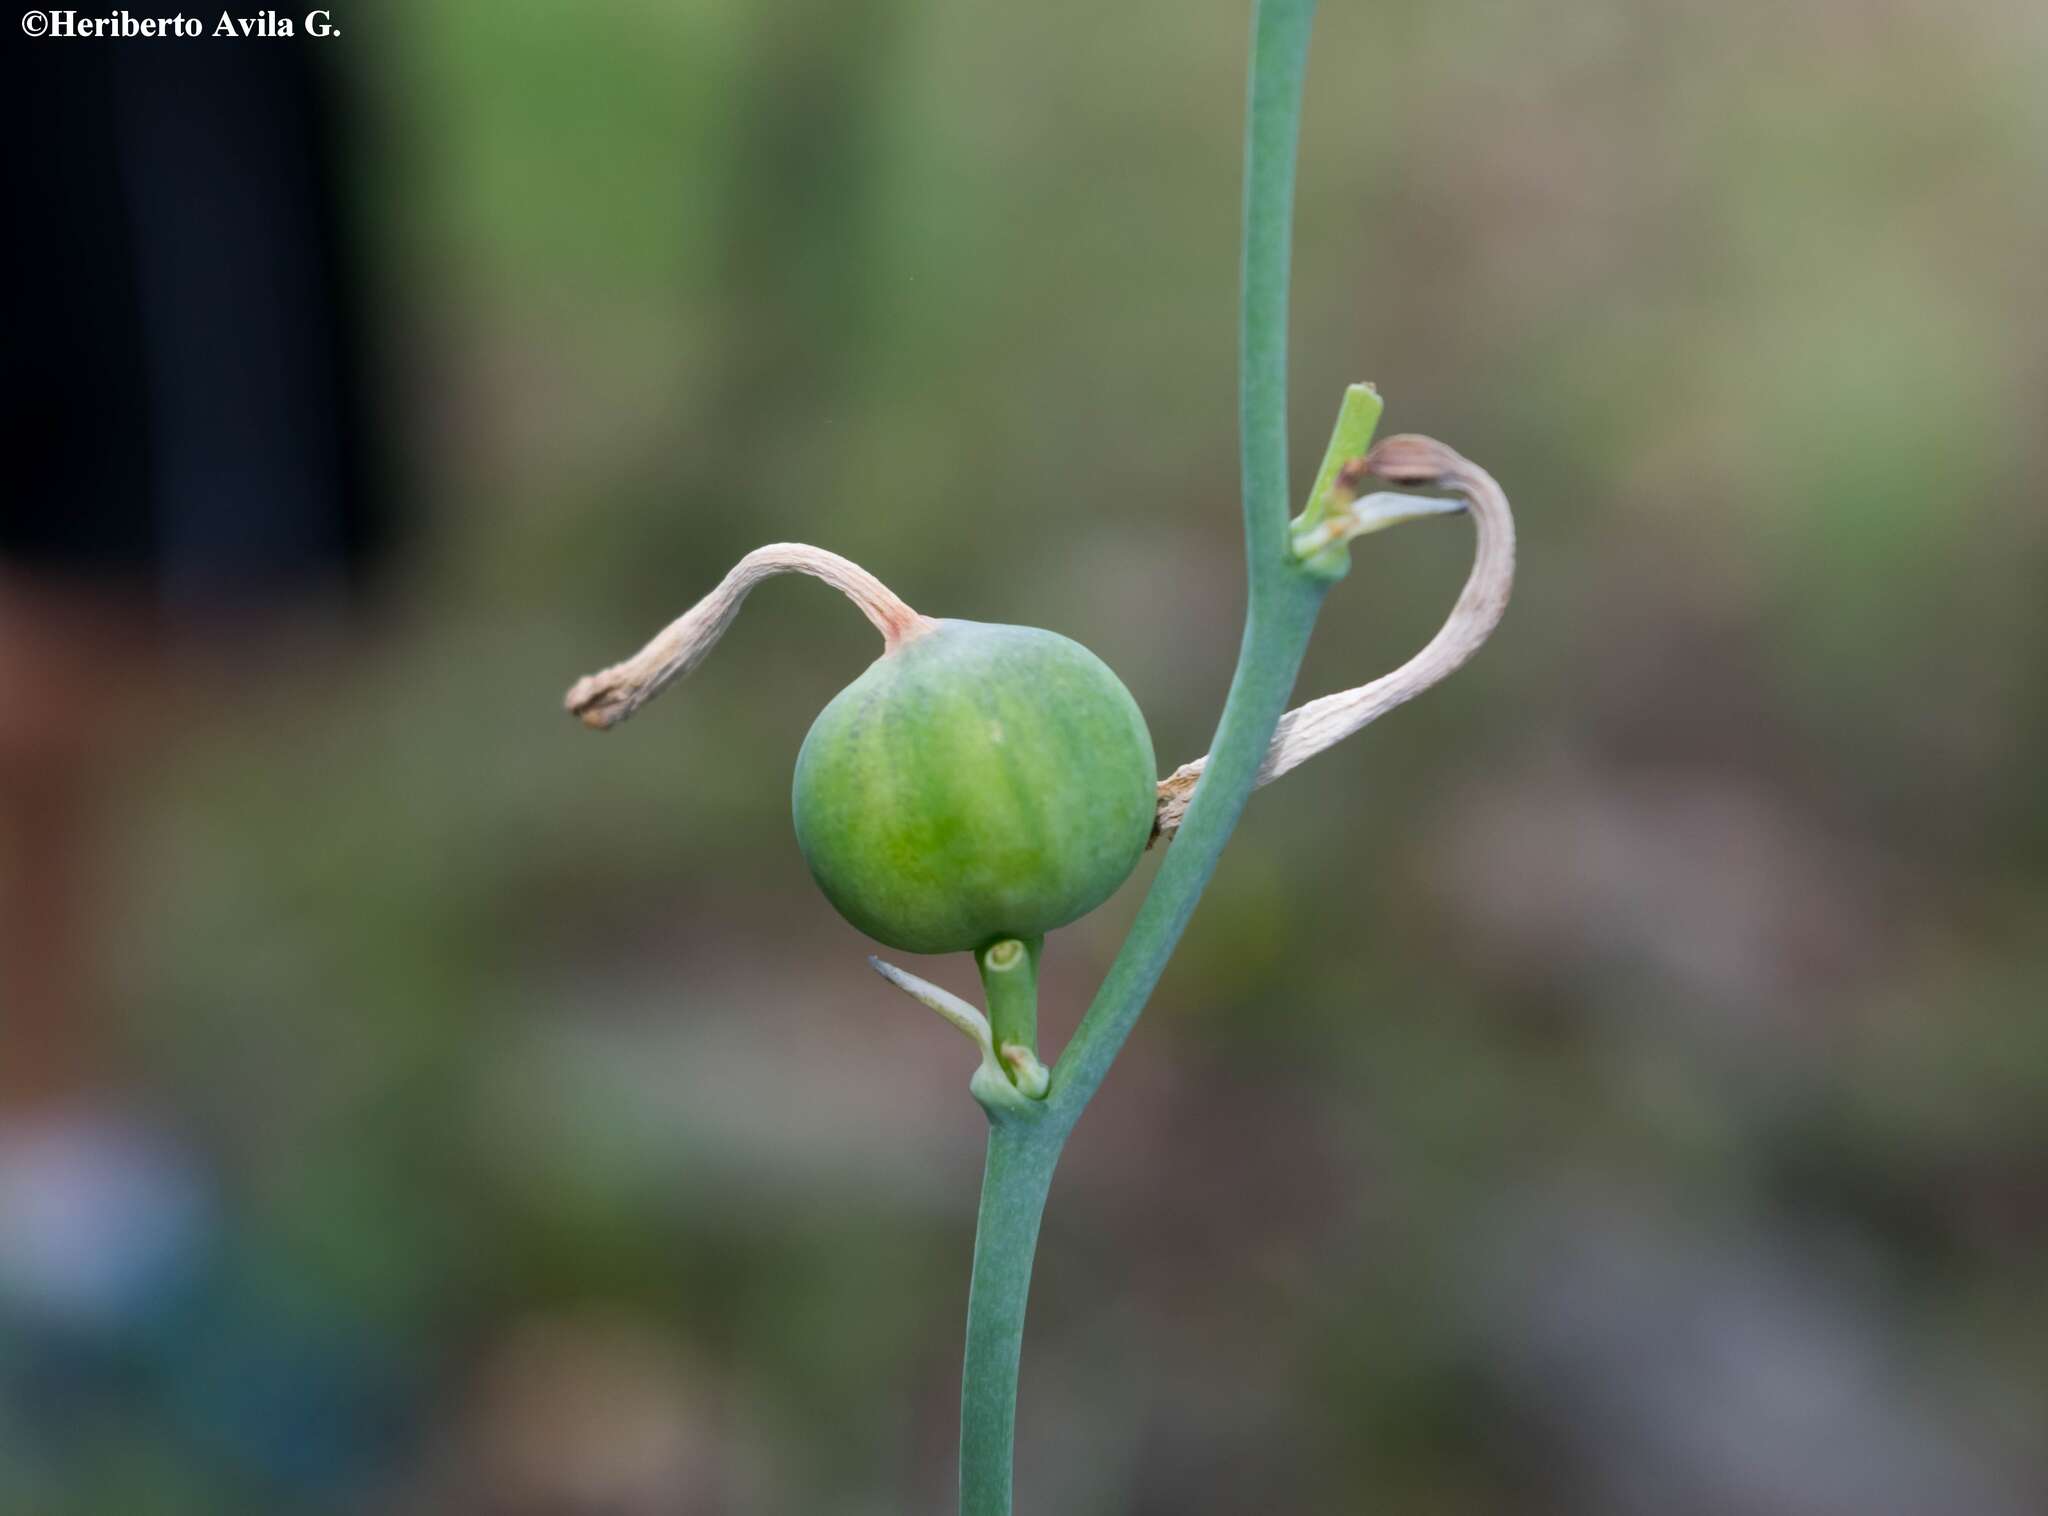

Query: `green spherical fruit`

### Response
(792, 620, 1157, 954)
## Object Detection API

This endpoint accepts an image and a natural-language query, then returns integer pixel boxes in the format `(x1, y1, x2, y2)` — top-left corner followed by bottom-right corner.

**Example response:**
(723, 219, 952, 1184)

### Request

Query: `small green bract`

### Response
(792, 620, 1157, 954)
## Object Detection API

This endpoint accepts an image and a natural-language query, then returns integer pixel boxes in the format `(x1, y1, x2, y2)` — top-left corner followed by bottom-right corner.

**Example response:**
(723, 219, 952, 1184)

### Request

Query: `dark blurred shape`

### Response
(2, 7, 393, 605)
(0, 7, 398, 1100)
(1, 15, 412, 1510)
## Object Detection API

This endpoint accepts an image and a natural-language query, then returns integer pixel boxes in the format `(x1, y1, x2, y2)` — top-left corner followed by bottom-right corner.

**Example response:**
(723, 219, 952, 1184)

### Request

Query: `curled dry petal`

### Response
(565, 544, 937, 729)
(1154, 434, 1516, 838)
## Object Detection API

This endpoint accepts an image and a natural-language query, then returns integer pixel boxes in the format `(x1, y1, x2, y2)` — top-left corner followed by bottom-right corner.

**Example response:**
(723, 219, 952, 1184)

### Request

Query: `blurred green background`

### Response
(36, 0, 2048, 1510)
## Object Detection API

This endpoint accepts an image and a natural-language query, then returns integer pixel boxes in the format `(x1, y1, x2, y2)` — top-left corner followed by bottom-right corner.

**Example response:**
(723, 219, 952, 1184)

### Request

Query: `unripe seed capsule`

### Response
(565, 549, 1158, 956)
(793, 620, 1156, 955)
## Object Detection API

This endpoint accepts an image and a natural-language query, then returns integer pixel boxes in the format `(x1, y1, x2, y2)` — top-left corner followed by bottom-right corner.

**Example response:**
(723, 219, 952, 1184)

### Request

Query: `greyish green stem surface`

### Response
(958, 1118, 1061, 1516)
(957, 2, 1332, 1511)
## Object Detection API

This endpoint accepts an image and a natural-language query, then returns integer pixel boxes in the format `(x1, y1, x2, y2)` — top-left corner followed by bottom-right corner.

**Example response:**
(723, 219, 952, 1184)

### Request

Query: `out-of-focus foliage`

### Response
(91, 0, 2048, 1510)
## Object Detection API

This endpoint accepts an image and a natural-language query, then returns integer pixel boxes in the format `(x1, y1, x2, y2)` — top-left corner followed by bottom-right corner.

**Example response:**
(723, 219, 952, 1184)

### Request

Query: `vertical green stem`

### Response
(1049, 574, 1323, 1112)
(1053, 0, 1324, 1114)
(1236, 0, 1320, 570)
(956, 4, 1328, 1512)
(959, 1120, 1063, 1516)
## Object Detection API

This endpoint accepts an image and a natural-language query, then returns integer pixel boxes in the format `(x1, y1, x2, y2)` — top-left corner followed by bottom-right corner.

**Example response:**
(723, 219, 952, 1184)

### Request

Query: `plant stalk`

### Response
(1057, 0, 1323, 1115)
(977, 936, 1043, 1064)
(958, 1120, 1063, 1516)
(957, 3, 1326, 1511)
